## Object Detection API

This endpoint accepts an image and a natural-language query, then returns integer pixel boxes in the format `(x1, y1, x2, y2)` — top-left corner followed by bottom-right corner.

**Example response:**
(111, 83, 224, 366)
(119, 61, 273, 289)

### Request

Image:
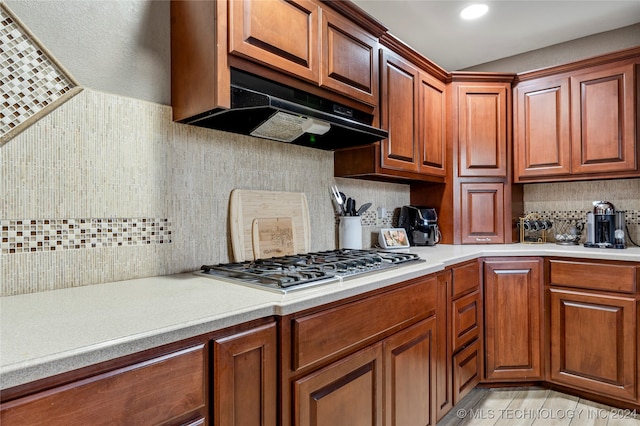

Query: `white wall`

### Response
(6, 0, 171, 105)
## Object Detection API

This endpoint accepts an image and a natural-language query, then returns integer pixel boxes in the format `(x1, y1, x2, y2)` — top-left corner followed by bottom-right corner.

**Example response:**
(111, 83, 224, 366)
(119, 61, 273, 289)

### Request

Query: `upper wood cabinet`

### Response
(418, 71, 447, 177)
(228, 0, 379, 106)
(171, 0, 384, 123)
(570, 62, 637, 175)
(228, 0, 320, 84)
(514, 76, 571, 179)
(514, 49, 640, 182)
(379, 46, 420, 172)
(334, 35, 448, 182)
(320, 7, 379, 106)
(456, 83, 509, 178)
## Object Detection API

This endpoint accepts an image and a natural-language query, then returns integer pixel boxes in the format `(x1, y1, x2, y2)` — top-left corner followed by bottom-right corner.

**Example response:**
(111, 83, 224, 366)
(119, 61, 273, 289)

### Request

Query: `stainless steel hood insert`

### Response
(182, 70, 388, 150)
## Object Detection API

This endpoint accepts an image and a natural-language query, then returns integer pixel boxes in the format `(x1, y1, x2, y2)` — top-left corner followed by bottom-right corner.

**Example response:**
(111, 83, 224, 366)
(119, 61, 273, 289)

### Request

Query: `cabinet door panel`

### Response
(484, 259, 543, 381)
(229, 0, 319, 82)
(380, 48, 419, 172)
(458, 85, 508, 177)
(294, 344, 383, 426)
(384, 317, 436, 426)
(570, 63, 637, 174)
(214, 323, 277, 426)
(514, 77, 571, 179)
(321, 9, 378, 106)
(460, 183, 505, 244)
(419, 72, 447, 176)
(549, 288, 636, 401)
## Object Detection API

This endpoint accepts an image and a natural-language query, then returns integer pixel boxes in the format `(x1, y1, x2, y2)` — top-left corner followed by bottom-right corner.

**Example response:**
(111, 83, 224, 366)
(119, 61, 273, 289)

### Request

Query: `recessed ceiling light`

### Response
(460, 4, 489, 20)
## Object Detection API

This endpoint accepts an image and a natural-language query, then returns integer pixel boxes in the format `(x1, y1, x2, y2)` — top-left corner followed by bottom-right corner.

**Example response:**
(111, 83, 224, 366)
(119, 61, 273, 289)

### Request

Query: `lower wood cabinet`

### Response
(213, 322, 278, 426)
(293, 316, 436, 426)
(451, 261, 483, 404)
(483, 258, 544, 381)
(436, 259, 483, 418)
(0, 345, 207, 426)
(549, 288, 636, 402)
(284, 275, 438, 426)
(548, 258, 639, 403)
(0, 319, 278, 426)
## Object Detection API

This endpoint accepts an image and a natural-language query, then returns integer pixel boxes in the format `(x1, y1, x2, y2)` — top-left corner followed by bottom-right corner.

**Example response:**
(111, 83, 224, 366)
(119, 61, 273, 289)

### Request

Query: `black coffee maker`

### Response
(398, 206, 440, 246)
(585, 201, 626, 249)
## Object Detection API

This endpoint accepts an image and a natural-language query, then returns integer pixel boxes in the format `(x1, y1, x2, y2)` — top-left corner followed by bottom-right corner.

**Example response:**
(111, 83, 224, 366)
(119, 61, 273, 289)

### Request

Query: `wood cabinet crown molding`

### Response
(516, 45, 640, 83)
(321, 0, 388, 37)
(379, 32, 449, 82)
(449, 71, 516, 84)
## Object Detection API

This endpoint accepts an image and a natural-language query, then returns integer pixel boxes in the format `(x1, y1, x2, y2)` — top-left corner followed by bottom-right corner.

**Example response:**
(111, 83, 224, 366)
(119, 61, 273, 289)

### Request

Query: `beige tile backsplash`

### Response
(1, 89, 410, 295)
(523, 180, 640, 244)
(2, 89, 639, 296)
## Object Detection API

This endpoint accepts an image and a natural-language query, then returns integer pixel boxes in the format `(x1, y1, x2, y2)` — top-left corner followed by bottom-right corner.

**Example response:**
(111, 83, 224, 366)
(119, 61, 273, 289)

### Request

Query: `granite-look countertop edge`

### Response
(2, 244, 639, 390)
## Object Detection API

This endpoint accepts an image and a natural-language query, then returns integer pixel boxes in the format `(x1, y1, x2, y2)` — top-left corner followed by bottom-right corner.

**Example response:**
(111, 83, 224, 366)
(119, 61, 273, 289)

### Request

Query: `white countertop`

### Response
(2, 243, 639, 390)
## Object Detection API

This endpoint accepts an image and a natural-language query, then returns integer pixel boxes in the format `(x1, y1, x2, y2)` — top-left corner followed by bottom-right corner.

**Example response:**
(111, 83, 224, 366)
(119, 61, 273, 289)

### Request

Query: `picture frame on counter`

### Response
(378, 228, 410, 249)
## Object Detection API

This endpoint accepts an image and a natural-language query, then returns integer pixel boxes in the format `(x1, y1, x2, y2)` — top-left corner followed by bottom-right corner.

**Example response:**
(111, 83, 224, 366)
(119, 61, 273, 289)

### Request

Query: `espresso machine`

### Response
(584, 201, 626, 249)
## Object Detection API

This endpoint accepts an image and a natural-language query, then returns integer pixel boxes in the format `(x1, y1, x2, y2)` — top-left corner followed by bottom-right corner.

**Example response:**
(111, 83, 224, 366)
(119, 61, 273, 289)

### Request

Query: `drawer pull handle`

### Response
(476, 237, 491, 242)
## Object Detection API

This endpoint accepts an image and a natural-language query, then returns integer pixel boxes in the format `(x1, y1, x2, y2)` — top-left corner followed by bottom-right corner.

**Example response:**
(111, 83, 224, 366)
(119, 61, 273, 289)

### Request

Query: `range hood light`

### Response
(302, 118, 331, 135)
(250, 111, 307, 142)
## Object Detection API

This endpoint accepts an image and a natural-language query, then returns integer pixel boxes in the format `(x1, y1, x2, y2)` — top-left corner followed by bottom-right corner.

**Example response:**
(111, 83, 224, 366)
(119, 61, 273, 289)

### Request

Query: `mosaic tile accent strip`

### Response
(526, 210, 640, 225)
(1, 218, 172, 254)
(0, 2, 81, 145)
(335, 209, 394, 227)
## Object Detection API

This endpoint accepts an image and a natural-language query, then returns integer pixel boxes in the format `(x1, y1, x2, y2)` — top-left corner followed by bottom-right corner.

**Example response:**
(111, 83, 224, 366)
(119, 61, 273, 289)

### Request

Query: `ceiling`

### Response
(350, 0, 640, 71)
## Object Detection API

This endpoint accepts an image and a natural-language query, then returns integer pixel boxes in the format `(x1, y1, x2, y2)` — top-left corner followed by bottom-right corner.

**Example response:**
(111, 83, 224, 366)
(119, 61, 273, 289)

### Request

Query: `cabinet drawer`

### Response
(549, 259, 638, 293)
(453, 338, 481, 405)
(452, 289, 481, 352)
(1, 345, 206, 425)
(451, 260, 480, 299)
(292, 276, 436, 370)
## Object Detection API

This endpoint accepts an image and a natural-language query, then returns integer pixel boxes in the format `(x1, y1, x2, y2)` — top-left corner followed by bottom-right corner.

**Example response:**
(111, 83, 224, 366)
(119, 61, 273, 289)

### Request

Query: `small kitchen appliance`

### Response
(584, 201, 626, 249)
(397, 206, 440, 246)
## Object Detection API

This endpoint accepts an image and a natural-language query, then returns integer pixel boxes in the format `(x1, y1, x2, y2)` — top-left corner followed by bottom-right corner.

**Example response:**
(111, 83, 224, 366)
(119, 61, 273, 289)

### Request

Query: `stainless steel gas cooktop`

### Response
(197, 249, 423, 293)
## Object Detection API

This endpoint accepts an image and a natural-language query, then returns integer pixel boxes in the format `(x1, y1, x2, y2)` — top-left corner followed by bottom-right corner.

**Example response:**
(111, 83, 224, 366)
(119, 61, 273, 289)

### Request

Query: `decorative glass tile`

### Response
(0, 218, 172, 254)
(0, 3, 81, 145)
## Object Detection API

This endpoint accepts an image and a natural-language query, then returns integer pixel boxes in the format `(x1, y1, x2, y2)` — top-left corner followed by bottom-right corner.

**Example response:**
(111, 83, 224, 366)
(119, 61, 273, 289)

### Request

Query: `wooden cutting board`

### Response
(229, 189, 311, 261)
(252, 217, 295, 259)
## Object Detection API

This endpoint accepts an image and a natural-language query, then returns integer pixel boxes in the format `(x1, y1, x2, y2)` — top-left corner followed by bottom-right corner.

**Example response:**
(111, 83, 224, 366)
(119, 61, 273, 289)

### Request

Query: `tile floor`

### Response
(439, 387, 640, 425)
